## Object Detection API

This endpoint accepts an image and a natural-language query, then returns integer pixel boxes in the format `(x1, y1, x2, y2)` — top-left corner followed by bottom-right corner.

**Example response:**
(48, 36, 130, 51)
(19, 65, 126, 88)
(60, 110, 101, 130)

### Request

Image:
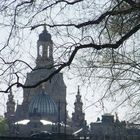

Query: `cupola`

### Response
(39, 26, 52, 42)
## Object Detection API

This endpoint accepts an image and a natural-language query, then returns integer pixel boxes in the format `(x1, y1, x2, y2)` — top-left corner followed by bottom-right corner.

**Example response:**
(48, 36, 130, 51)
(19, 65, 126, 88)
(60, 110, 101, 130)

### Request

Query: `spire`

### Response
(5, 88, 15, 136)
(76, 85, 81, 102)
(44, 25, 47, 31)
(77, 85, 80, 95)
(72, 86, 86, 128)
(8, 88, 14, 102)
(5, 88, 15, 119)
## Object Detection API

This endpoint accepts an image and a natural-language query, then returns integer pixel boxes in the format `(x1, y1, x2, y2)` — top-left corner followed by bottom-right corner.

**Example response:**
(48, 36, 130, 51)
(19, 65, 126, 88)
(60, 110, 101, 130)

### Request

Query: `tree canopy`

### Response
(0, 117, 8, 136)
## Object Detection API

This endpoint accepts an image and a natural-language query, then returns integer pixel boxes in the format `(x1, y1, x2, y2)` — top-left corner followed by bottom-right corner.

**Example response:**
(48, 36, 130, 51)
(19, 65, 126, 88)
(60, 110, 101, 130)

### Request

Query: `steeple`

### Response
(72, 86, 86, 128)
(76, 85, 82, 102)
(6, 89, 15, 115)
(36, 26, 53, 68)
(5, 89, 15, 135)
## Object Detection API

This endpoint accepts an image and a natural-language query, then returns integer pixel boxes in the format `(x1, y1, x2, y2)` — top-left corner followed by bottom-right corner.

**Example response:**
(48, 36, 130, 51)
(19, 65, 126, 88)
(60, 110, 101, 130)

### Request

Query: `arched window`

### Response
(39, 45, 43, 57)
(47, 45, 50, 57)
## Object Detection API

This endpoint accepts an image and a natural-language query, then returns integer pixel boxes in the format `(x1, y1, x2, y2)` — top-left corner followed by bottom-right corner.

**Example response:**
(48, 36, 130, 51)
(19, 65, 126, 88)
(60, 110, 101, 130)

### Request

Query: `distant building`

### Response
(90, 113, 140, 140)
(4, 27, 86, 136)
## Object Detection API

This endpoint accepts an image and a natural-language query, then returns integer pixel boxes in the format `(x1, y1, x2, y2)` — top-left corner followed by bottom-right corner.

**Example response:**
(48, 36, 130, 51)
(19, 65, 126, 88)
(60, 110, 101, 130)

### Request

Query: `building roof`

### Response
(28, 89, 58, 117)
(39, 27, 52, 42)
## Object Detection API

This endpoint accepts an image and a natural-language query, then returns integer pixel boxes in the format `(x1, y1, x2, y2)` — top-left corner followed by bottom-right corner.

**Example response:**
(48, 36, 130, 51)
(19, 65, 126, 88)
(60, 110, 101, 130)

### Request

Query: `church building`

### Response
(4, 27, 86, 136)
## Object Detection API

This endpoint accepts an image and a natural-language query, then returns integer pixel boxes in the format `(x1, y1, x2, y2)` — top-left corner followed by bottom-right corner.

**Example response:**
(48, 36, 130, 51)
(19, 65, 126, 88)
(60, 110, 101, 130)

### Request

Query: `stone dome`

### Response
(28, 89, 58, 117)
(39, 27, 52, 42)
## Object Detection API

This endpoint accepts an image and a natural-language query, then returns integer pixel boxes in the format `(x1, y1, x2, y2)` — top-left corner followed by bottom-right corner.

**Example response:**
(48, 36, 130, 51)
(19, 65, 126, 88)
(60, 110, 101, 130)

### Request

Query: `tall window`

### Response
(47, 46, 50, 57)
(39, 45, 43, 57)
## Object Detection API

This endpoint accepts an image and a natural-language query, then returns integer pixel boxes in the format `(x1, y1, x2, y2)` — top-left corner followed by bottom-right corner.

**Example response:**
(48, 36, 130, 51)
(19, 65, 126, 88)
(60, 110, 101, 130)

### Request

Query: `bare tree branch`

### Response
(31, 4, 140, 30)
(0, 23, 139, 93)
(123, 0, 137, 6)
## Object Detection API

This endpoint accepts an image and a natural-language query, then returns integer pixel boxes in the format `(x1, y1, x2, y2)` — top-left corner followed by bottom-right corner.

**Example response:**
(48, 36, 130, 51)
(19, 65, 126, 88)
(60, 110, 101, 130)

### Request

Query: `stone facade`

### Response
(90, 114, 128, 140)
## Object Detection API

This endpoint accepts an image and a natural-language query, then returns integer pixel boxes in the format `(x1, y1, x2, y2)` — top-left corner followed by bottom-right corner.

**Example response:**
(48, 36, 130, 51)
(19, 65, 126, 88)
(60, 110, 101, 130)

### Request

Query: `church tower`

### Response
(15, 27, 67, 123)
(5, 89, 15, 135)
(5, 89, 15, 119)
(36, 26, 53, 68)
(72, 86, 86, 128)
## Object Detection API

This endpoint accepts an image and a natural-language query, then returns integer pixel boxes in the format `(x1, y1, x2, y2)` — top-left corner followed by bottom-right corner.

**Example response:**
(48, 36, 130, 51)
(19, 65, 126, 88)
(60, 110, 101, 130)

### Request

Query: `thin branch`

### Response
(1, 23, 139, 93)
(31, 5, 140, 30)
(0, 57, 33, 70)
(123, 0, 137, 6)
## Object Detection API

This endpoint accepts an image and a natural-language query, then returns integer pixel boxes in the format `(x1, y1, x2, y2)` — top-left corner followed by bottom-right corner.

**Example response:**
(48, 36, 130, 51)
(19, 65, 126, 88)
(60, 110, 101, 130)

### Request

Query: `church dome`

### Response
(39, 27, 52, 42)
(28, 89, 58, 117)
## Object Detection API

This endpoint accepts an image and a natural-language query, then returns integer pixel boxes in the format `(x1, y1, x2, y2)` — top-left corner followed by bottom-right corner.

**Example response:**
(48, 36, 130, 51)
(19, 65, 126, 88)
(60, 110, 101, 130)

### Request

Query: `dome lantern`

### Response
(39, 26, 52, 42)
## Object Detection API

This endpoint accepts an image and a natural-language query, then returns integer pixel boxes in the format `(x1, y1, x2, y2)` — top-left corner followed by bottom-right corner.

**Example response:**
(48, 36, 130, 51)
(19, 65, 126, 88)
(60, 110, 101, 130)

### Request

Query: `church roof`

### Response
(28, 89, 58, 117)
(39, 27, 52, 42)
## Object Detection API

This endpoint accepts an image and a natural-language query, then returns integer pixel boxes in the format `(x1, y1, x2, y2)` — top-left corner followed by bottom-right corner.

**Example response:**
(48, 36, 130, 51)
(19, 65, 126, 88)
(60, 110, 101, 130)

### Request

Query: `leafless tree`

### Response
(0, 0, 139, 120)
